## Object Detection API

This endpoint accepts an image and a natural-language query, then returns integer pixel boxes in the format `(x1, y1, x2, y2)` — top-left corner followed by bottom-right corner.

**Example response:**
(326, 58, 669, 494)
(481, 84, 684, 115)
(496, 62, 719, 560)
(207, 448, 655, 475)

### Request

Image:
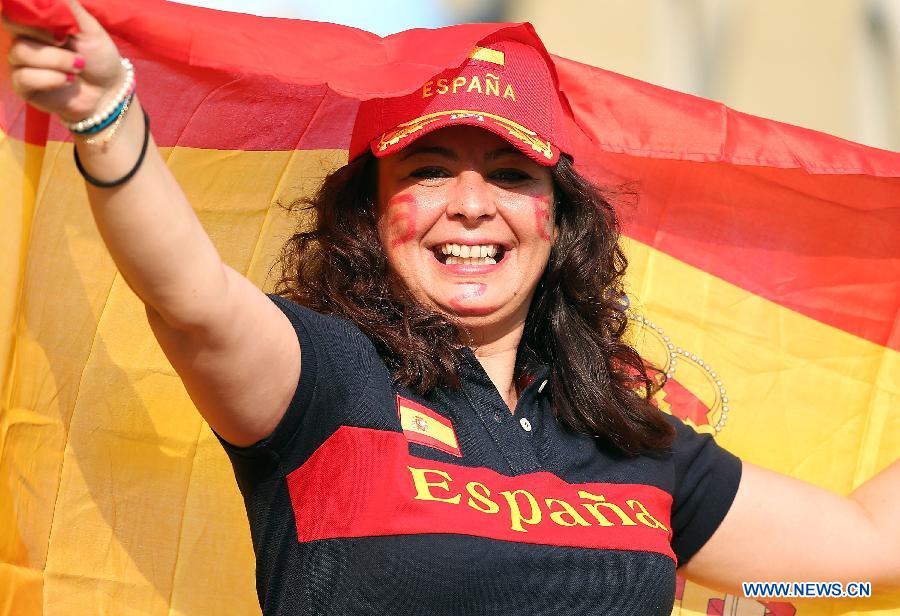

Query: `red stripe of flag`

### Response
(603, 154, 900, 351)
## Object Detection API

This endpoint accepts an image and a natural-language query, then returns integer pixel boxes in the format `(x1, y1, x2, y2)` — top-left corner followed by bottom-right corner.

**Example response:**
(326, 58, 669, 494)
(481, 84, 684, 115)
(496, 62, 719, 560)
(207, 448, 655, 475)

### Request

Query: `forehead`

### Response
(389, 126, 528, 162)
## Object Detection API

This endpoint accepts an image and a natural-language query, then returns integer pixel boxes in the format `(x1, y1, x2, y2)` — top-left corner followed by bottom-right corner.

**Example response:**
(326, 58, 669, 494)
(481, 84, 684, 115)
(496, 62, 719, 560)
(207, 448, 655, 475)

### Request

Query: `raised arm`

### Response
(3, 0, 299, 446)
(680, 458, 900, 596)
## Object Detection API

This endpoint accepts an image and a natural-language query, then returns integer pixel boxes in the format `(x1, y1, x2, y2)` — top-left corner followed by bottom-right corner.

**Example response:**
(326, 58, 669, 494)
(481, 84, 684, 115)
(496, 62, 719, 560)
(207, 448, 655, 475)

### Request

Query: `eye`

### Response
(409, 166, 451, 180)
(490, 168, 533, 184)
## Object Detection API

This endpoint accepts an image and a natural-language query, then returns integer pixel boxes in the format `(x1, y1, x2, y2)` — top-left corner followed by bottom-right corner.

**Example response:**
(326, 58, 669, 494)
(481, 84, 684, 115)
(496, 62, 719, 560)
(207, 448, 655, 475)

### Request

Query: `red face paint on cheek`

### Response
(533, 195, 552, 241)
(386, 193, 418, 247)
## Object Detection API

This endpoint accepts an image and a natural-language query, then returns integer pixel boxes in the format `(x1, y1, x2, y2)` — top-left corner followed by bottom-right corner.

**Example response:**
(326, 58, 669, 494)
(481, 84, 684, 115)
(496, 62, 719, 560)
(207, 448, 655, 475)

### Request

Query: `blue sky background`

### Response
(174, 0, 453, 36)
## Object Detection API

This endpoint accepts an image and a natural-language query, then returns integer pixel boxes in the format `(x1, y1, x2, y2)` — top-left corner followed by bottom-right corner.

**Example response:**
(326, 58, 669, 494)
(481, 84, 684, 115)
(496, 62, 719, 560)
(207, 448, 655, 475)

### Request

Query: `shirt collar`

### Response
(458, 347, 550, 394)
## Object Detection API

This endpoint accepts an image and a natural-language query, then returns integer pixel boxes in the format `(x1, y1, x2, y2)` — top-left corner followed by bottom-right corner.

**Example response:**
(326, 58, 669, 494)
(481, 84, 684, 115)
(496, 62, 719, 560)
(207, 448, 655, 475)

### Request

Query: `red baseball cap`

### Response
(349, 34, 571, 166)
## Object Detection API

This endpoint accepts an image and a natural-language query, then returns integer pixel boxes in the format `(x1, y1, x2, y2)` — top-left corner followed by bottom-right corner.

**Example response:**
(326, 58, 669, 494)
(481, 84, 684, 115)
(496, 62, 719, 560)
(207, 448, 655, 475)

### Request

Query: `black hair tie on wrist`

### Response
(74, 109, 150, 189)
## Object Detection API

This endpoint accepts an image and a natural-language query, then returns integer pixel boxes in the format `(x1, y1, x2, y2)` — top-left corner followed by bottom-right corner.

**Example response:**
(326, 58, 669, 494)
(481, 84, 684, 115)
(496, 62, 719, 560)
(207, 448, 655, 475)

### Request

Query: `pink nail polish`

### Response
(66, 73, 75, 82)
(73, 56, 86, 71)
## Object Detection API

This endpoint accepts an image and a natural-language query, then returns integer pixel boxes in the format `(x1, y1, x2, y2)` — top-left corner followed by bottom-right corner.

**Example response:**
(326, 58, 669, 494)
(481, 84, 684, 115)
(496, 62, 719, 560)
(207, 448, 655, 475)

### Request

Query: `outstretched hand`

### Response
(3, 0, 124, 123)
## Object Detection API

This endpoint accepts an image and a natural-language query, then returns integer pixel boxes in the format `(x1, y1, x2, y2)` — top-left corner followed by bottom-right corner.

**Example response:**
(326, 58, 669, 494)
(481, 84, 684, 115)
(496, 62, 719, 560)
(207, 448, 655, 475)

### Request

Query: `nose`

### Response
(445, 170, 496, 224)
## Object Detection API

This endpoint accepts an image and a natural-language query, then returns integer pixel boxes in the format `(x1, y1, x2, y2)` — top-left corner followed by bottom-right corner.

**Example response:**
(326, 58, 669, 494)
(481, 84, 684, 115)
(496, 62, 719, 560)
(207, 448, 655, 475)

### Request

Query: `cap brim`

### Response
(370, 110, 559, 166)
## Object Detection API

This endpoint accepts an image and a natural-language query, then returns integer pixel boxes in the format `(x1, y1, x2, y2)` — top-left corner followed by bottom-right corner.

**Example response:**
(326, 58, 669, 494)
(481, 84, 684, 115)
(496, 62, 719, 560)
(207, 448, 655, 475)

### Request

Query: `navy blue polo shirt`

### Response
(219, 294, 742, 615)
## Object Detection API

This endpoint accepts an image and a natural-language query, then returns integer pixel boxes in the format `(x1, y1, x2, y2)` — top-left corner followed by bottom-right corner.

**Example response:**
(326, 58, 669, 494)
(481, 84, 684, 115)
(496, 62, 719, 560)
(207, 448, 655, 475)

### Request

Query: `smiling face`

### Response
(376, 125, 556, 340)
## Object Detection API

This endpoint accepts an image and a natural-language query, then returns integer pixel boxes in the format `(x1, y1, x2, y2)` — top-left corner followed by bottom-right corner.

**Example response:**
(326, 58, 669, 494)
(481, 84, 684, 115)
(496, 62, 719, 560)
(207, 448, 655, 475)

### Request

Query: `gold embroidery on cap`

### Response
(469, 46, 505, 66)
(377, 109, 553, 160)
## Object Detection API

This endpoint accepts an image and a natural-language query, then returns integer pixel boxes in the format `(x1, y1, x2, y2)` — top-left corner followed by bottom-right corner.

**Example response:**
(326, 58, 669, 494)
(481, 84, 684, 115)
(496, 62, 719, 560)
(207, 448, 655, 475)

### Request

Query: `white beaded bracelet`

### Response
(66, 58, 136, 134)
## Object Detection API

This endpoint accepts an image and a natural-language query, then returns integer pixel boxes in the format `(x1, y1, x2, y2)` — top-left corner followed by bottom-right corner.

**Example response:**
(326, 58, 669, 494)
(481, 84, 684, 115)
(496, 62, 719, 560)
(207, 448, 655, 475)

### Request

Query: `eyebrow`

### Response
(400, 146, 459, 161)
(399, 145, 525, 162)
(484, 147, 523, 162)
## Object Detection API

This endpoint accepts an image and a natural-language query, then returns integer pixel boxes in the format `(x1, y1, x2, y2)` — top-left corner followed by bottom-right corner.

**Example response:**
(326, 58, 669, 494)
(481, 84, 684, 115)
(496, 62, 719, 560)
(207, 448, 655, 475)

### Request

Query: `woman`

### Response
(4, 2, 899, 615)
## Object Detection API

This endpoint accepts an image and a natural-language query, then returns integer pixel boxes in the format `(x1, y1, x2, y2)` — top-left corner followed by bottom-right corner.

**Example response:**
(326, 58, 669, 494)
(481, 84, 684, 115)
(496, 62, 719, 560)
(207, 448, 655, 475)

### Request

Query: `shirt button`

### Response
(493, 413, 502, 423)
(537, 379, 548, 394)
(520, 417, 532, 432)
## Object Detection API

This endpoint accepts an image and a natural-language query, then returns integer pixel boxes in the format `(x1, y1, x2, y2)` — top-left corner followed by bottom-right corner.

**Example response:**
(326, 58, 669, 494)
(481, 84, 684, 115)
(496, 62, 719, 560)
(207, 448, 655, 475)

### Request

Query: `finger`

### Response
(1, 18, 67, 46)
(7, 37, 82, 73)
(10, 66, 73, 98)
(65, 0, 104, 35)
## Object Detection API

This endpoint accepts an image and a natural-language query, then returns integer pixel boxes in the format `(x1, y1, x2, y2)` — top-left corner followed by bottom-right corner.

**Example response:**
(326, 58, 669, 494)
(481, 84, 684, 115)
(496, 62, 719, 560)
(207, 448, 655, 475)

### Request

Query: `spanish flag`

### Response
(1, 2, 898, 615)
(397, 395, 462, 457)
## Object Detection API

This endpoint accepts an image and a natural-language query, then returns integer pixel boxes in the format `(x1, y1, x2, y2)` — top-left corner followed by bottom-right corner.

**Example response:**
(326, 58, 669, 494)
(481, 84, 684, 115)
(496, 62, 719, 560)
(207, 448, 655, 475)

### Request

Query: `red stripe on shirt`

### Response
(286, 426, 676, 562)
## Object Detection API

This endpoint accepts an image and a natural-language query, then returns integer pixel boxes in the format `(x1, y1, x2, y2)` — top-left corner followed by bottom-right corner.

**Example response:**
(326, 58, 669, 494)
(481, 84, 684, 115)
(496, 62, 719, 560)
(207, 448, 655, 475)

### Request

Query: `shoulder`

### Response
(220, 295, 386, 460)
(268, 293, 368, 339)
(267, 293, 380, 365)
(655, 412, 743, 567)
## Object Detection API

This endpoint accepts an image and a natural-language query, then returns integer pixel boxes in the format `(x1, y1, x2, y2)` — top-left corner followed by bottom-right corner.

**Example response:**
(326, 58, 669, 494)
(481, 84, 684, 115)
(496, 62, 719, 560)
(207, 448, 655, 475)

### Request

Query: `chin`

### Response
(443, 299, 518, 332)
(415, 285, 530, 334)
(447, 302, 502, 318)
(444, 287, 507, 318)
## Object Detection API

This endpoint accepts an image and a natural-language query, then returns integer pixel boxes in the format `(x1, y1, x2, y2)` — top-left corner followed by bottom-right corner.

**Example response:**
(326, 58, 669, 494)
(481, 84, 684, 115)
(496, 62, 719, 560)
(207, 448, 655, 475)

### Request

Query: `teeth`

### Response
(444, 256, 498, 265)
(437, 243, 501, 259)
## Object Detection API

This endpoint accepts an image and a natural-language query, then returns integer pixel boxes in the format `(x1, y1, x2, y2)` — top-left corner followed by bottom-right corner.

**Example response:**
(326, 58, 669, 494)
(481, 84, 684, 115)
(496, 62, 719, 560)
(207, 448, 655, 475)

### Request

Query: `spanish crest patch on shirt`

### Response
(396, 395, 462, 457)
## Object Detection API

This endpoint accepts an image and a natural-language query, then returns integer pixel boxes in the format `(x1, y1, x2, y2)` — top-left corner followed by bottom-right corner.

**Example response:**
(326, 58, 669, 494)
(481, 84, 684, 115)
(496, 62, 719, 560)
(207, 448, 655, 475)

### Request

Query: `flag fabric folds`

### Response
(1, 1, 898, 615)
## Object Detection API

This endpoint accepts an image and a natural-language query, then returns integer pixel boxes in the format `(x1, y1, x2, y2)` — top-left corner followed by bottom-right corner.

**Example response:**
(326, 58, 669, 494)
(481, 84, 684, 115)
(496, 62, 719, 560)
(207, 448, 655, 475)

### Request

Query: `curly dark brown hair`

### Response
(272, 152, 675, 456)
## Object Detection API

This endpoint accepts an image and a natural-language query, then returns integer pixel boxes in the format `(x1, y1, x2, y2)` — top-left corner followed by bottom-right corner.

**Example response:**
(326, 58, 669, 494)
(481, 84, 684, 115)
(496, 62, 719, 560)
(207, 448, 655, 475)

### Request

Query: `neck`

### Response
(467, 322, 524, 414)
